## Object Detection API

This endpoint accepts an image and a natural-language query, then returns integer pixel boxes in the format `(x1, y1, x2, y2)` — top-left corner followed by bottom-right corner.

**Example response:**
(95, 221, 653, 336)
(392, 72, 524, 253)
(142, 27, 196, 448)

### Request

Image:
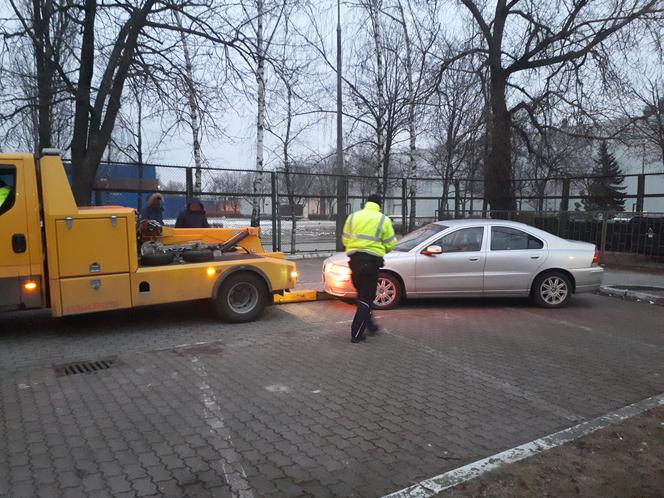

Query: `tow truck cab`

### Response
(0, 152, 298, 321)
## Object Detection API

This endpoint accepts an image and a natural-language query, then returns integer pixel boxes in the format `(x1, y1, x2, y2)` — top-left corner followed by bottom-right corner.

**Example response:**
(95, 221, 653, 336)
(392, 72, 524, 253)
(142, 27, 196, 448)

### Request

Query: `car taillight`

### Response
(592, 246, 599, 266)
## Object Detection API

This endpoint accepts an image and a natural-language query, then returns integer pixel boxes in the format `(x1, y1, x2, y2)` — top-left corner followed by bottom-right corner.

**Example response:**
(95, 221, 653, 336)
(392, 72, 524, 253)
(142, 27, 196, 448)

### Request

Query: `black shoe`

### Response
(367, 324, 380, 335)
(351, 335, 366, 343)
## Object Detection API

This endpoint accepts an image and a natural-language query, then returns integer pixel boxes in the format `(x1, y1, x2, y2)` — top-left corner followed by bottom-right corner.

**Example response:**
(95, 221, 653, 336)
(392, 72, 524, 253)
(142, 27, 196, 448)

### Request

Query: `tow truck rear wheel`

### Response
(214, 272, 268, 323)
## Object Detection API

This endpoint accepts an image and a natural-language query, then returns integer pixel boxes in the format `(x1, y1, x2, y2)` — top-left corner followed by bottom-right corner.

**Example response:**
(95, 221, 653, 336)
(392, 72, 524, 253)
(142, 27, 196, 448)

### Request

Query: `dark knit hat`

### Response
(366, 194, 382, 207)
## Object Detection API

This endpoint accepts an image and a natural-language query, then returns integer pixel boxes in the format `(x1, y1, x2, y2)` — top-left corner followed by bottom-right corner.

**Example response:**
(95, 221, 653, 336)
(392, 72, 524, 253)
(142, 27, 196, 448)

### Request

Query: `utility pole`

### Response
(335, 0, 345, 251)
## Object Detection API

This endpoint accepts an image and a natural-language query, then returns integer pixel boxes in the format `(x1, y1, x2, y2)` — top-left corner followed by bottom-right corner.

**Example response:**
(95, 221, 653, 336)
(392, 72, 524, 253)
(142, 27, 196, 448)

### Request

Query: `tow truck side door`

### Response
(0, 155, 43, 311)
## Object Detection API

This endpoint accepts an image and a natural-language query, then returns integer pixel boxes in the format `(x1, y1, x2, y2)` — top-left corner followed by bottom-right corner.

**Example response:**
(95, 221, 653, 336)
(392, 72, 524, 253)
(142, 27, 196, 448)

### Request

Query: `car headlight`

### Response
(326, 263, 352, 281)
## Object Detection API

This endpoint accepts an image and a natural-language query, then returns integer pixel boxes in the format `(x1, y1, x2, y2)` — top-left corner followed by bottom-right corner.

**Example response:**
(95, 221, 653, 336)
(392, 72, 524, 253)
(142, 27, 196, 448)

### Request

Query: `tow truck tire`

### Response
(182, 249, 214, 263)
(214, 272, 268, 323)
(141, 252, 175, 266)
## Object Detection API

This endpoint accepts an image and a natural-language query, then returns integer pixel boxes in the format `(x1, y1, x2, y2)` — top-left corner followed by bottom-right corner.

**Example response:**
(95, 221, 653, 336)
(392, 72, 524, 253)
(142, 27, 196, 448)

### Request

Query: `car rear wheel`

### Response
(214, 273, 268, 322)
(373, 272, 402, 310)
(532, 271, 572, 308)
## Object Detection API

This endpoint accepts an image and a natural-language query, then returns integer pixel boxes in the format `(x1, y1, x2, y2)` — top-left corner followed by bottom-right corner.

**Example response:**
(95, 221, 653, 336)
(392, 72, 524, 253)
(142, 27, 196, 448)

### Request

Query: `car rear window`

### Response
(491, 226, 544, 250)
(393, 224, 447, 252)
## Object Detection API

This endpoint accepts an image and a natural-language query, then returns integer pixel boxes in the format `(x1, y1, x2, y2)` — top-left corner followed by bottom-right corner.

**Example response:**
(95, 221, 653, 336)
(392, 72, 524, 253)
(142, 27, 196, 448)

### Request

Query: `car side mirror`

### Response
(422, 245, 443, 256)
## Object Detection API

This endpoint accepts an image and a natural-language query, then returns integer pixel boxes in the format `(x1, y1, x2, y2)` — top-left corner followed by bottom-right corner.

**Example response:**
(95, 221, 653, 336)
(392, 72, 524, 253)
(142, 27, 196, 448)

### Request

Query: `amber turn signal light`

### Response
(24, 281, 38, 291)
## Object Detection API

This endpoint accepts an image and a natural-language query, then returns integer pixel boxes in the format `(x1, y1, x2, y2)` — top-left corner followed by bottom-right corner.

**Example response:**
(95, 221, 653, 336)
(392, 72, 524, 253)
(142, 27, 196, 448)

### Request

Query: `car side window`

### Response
(490, 227, 544, 251)
(0, 165, 17, 216)
(434, 227, 484, 253)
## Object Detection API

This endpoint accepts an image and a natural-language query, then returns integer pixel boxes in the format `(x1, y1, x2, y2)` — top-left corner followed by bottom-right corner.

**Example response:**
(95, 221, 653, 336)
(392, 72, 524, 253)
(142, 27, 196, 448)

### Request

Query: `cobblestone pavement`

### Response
(2, 293, 664, 497)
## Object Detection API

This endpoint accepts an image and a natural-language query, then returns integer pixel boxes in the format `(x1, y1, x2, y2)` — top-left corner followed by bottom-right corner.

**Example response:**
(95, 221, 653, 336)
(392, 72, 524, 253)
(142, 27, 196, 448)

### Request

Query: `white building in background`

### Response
(613, 145, 664, 213)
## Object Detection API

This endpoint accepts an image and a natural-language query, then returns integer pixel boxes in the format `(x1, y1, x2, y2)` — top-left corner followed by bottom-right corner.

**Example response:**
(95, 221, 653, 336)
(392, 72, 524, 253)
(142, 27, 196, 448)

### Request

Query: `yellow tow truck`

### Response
(0, 150, 300, 322)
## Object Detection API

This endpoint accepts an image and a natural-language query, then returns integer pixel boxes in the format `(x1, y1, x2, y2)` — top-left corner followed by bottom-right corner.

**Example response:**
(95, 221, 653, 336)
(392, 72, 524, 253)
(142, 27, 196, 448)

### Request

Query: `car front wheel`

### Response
(373, 272, 402, 310)
(532, 272, 572, 308)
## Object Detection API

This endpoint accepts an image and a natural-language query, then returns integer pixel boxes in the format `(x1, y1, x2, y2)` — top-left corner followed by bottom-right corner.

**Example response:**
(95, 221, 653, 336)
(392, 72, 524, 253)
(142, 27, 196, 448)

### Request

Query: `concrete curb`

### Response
(598, 285, 664, 306)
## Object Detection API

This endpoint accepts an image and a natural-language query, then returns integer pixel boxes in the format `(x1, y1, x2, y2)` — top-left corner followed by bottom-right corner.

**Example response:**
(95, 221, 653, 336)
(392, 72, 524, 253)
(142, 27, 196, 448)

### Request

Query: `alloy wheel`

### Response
(540, 276, 569, 306)
(375, 277, 397, 307)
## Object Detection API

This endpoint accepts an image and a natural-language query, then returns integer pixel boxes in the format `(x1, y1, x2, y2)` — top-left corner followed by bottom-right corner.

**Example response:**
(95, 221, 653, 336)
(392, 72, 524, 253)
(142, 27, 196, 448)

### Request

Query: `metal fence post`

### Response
(271, 172, 278, 252)
(636, 174, 645, 212)
(401, 178, 407, 235)
(600, 212, 608, 263)
(454, 180, 461, 219)
(559, 178, 570, 238)
(335, 175, 346, 252)
(185, 167, 193, 203)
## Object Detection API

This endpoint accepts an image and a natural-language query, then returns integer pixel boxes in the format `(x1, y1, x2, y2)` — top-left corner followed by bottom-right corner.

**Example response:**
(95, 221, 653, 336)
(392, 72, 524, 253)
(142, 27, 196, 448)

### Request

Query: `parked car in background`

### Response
(323, 219, 604, 309)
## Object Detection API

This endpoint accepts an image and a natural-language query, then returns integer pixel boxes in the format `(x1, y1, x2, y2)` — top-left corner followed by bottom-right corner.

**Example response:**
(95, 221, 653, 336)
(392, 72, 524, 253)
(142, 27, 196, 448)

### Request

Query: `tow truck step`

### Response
(273, 289, 318, 303)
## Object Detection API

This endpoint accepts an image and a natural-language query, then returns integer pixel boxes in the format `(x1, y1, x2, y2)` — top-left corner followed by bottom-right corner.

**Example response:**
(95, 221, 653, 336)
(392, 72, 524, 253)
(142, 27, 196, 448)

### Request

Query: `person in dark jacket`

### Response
(175, 198, 210, 228)
(140, 193, 164, 224)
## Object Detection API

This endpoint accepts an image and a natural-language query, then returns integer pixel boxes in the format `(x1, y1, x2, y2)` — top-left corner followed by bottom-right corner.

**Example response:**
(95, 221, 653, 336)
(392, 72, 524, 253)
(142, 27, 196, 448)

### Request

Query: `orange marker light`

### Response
(24, 281, 38, 291)
(291, 271, 299, 279)
(206, 267, 216, 276)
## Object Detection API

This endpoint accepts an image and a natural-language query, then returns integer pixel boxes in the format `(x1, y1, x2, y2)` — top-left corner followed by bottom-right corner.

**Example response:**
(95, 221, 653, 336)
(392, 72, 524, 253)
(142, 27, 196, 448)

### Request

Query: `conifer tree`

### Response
(582, 142, 626, 213)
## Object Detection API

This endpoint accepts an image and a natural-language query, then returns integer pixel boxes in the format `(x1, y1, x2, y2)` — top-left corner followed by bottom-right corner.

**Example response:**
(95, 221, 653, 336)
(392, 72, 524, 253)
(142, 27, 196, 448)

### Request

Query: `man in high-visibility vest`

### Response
(342, 194, 397, 343)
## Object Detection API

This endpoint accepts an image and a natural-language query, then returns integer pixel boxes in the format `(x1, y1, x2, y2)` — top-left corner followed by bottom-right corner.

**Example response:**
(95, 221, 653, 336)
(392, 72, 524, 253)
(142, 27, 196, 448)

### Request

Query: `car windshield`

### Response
(393, 224, 447, 252)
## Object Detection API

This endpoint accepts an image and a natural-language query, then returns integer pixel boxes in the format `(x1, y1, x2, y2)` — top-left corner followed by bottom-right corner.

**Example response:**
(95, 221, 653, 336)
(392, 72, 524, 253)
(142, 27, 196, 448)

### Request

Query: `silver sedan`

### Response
(323, 219, 604, 309)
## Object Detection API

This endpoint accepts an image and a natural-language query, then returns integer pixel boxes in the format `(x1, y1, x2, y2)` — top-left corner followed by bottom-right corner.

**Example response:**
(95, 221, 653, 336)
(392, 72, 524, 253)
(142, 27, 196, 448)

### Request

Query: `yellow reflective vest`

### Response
(0, 186, 10, 209)
(342, 201, 397, 258)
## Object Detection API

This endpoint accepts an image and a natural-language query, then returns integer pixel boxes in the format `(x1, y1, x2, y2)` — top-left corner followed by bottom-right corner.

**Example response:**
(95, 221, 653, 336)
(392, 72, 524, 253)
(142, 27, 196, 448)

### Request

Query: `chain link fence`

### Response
(76, 160, 664, 261)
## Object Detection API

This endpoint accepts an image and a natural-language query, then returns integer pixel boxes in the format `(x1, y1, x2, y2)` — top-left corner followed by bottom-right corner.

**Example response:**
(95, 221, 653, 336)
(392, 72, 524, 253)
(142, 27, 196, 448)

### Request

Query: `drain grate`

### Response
(54, 357, 119, 377)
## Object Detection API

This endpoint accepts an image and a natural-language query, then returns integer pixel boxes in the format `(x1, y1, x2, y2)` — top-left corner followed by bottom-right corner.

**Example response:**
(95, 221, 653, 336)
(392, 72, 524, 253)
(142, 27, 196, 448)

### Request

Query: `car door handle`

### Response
(469, 257, 480, 261)
(530, 255, 541, 260)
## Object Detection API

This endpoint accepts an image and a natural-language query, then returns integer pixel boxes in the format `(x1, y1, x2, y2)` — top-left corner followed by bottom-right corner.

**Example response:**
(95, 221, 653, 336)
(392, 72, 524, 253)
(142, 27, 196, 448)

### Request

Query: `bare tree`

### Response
(6, 0, 251, 205)
(174, 11, 204, 193)
(247, 0, 287, 226)
(626, 75, 664, 170)
(388, 0, 439, 230)
(426, 55, 484, 218)
(453, 0, 663, 213)
(2, 0, 76, 152)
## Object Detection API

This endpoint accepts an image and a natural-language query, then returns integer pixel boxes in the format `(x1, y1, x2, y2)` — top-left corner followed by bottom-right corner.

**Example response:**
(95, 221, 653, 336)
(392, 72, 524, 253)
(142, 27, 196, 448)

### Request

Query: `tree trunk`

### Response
(175, 12, 203, 194)
(70, 0, 156, 206)
(71, 155, 98, 206)
(33, 0, 53, 152)
(136, 88, 144, 211)
(381, 140, 391, 200)
(284, 85, 296, 254)
(70, 0, 97, 205)
(439, 176, 451, 220)
(396, 1, 417, 231)
(369, 0, 385, 198)
(251, 0, 265, 227)
(485, 72, 515, 215)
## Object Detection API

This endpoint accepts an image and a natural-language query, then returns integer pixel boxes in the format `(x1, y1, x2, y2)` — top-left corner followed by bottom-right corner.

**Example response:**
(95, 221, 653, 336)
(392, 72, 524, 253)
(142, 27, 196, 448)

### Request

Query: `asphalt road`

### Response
(2, 279, 664, 497)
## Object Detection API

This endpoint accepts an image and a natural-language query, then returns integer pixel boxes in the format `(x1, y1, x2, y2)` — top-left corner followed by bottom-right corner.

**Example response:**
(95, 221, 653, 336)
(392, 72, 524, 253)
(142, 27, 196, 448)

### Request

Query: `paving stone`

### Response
(132, 477, 158, 497)
(3, 295, 664, 497)
(107, 475, 133, 494)
(82, 472, 107, 492)
(11, 481, 36, 498)
(156, 479, 184, 498)
(36, 483, 61, 498)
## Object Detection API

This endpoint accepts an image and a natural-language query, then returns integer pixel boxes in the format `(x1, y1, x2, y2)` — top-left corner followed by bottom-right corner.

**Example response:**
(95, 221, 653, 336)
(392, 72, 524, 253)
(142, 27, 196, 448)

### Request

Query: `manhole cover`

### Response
(54, 357, 119, 377)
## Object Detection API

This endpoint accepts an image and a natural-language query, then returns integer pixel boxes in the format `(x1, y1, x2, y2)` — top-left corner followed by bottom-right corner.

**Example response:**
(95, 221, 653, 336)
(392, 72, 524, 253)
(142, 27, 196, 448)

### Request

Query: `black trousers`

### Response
(348, 252, 383, 340)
